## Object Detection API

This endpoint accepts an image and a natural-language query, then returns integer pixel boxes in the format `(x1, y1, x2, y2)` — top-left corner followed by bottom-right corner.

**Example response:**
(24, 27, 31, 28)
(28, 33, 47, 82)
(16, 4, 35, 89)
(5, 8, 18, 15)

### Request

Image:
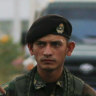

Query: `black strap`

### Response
(63, 67, 84, 96)
(14, 66, 37, 96)
(73, 76, 84, 96)
(26, 66, 37, 96)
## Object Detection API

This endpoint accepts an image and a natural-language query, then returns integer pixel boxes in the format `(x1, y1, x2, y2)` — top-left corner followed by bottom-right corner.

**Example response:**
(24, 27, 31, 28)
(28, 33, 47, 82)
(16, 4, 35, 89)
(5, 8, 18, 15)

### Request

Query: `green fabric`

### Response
(0, 66, 86, 96)
(33, 71, 64, 89)
(33, 70, 64, 96)
(73, 76, 84, 95)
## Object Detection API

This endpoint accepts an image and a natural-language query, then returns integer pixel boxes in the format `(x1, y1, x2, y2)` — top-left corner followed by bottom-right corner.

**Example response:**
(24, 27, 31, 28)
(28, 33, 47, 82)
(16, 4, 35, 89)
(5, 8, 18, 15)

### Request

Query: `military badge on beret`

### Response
(56, 23, 64, 34)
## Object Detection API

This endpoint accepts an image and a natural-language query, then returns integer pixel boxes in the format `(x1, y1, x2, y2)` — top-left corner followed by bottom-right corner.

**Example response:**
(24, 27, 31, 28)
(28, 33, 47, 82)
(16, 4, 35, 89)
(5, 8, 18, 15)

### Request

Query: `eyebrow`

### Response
(35, 41, 46, 43)
(36, 40, 63, 43)
(36, 40, 61, 42)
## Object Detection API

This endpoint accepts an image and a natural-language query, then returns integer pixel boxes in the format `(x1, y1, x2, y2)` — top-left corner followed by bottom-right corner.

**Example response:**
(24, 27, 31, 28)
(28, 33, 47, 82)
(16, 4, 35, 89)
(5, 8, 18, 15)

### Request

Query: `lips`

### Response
(41, 59, 55, 63)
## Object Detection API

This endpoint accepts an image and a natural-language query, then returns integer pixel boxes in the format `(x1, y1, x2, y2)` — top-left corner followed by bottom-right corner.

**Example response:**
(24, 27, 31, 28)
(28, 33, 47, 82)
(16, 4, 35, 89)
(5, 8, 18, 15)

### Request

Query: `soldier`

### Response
(0, 14, 96, 96)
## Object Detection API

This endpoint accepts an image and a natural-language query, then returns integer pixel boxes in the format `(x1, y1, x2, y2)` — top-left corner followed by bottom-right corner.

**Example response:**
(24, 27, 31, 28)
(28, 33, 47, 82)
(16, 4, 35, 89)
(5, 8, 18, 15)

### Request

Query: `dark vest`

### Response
(6, 67, 84, 96)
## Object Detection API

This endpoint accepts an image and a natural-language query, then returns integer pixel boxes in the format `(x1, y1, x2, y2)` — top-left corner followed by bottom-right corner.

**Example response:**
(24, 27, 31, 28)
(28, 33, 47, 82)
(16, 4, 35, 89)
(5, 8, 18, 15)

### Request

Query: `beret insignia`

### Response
(56, 23, 64, 34)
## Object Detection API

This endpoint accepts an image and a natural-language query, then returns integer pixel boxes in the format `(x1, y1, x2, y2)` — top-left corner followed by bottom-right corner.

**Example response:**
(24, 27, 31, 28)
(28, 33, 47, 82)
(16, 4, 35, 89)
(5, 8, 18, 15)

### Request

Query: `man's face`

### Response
(28, 34, 75, 71)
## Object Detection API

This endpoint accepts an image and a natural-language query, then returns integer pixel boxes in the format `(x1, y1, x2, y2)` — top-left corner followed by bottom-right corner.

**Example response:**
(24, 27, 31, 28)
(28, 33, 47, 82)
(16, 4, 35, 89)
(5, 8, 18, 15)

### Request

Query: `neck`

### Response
(37, 66, 63, 83)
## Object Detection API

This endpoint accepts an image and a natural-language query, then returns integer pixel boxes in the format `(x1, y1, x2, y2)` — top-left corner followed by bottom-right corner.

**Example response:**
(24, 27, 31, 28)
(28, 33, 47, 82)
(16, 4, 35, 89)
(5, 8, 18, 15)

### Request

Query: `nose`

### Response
(43, 44, 53, 57)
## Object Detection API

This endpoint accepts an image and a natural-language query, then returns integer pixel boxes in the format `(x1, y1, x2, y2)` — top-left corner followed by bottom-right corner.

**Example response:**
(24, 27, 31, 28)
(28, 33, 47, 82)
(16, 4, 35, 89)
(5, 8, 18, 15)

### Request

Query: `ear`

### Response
(27, 44, 34, 55)
(67, 41, 75, 56)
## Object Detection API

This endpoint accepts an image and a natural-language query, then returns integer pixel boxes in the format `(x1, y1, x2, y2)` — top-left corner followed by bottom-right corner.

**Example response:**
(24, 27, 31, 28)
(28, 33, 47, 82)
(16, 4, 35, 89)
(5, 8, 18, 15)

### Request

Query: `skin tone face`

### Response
(28, 34, 75, 82)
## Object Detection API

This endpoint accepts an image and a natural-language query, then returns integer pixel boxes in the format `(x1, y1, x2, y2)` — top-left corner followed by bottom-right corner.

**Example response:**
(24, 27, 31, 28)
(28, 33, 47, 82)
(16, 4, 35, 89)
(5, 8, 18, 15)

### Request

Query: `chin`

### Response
(40, 65, 58, 72)
(43, 67, 55, 72)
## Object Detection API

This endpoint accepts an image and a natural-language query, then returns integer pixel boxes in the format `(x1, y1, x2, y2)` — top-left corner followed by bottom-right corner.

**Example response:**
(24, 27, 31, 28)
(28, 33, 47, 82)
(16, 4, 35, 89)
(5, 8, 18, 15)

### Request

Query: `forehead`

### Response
(35, 34, 67, 42)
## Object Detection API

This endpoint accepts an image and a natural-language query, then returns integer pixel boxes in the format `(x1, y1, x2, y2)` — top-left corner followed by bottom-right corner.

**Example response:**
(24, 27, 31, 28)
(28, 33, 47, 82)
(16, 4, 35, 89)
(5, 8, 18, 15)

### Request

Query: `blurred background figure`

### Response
(22, 55, 37, 72)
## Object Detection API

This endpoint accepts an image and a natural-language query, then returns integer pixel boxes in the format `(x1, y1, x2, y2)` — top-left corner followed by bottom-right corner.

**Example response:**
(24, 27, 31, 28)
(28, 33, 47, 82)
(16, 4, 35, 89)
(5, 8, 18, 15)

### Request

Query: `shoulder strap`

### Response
(64, 67, 84, 96)
(73, 76, 84, 96)
(14, 75, 26, 96)
(14, 66, 37, 96)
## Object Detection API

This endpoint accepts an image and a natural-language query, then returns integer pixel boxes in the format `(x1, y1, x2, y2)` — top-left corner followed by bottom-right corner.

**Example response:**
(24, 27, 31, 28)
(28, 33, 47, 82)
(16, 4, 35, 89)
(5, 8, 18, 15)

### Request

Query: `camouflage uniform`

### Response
(0, 66, 96, 96)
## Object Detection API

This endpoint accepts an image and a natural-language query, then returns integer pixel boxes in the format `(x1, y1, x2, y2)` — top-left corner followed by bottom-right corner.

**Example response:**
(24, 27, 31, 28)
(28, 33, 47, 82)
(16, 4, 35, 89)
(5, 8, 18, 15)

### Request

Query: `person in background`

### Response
(21, 31, 37, 71)
(0, 14, 96, 96)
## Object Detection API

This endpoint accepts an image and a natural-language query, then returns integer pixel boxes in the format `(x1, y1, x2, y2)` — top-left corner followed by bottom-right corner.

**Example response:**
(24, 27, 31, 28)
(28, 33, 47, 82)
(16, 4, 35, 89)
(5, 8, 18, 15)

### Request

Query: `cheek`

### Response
(33, 48, 43, 59)
(58, 46, 68, 55)
(33, 49, 39, 56)
(56, 48, 68, 60)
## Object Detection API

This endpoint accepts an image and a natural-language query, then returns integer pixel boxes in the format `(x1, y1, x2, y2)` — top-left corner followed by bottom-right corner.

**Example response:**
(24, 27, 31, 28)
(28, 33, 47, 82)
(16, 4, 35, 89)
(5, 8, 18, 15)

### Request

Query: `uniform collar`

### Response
(33, 71, 64, 90)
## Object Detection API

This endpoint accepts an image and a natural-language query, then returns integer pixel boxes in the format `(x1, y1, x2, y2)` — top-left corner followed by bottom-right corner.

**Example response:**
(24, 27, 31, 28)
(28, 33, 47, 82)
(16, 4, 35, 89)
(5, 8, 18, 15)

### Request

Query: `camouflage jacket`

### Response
(0, 66, 96, 96)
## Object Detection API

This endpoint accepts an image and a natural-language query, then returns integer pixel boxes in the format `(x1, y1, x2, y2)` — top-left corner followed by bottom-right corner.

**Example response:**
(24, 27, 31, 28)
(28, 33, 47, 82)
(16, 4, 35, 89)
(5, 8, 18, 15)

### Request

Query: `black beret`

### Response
(26, 14, 72, 44)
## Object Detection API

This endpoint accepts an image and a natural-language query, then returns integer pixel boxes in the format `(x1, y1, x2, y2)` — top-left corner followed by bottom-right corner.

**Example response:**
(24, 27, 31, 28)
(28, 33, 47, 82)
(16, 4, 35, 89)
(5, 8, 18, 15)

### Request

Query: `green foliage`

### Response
(0, 39, 23, 84)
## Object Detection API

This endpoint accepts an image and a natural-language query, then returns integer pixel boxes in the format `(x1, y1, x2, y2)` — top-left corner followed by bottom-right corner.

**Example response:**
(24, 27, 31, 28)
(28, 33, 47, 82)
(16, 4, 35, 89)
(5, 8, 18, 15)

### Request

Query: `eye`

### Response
(51, 41, 62, 47)
(36, 41, 46, 47)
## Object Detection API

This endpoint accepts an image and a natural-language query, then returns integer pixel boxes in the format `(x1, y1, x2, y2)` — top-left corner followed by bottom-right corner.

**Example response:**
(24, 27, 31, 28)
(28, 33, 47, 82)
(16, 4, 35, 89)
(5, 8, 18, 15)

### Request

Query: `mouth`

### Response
(41, 59, 55, 63)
